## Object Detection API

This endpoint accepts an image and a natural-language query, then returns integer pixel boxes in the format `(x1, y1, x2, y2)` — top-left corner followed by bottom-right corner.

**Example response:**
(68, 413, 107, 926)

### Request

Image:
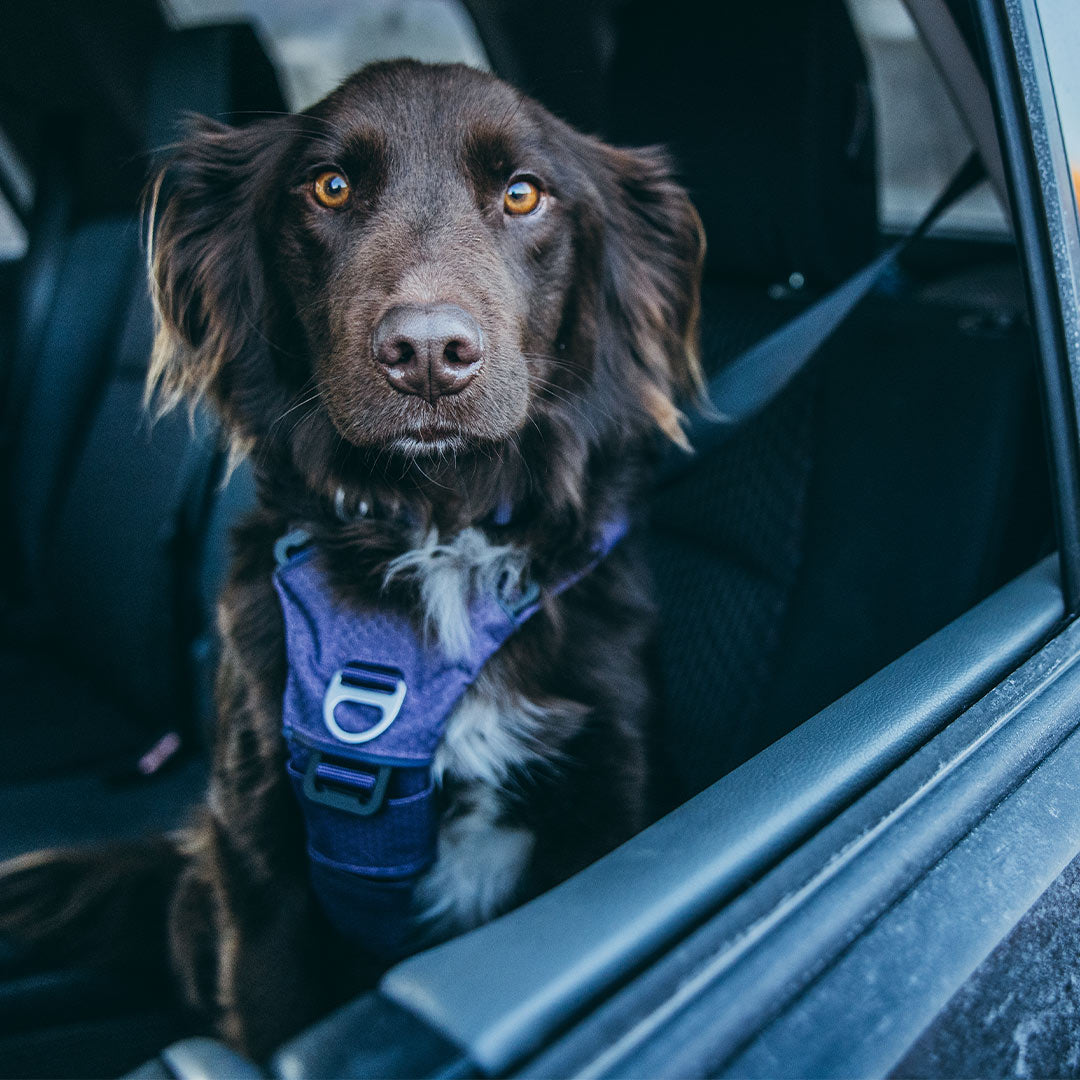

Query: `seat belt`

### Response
(663, 150, 986, 484)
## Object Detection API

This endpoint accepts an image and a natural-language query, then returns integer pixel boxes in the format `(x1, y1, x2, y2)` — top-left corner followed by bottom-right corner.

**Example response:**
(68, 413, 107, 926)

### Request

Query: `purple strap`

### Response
(273, 517, 627, 957)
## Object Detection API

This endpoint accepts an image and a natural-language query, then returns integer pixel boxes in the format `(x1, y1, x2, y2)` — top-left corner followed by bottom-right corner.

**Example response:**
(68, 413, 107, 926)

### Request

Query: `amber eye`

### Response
(503, 177, 542, 215)
(312, 170, 351, 209)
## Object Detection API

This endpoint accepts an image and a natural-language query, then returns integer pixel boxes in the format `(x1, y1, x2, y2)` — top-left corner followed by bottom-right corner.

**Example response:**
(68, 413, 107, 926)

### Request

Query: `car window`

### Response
(1034, 0, 1080, 244)
(847, 0, 1010, 236)
(161, 0, 488, 109)
(1037, 0, 1080, 183)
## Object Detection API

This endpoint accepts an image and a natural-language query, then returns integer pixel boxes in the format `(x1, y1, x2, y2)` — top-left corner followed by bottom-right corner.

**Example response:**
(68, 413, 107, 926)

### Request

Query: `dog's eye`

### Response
(312, 171, 351, 209)
(503, 178, 541, 216)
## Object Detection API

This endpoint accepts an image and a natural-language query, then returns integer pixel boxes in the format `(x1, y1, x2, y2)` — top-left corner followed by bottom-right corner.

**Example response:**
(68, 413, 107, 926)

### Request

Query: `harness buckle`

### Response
(323, 662, 407, 743)
(303, 751, 393, 817)
(498, 578, 541, 621)
(274, 527, 313, 567)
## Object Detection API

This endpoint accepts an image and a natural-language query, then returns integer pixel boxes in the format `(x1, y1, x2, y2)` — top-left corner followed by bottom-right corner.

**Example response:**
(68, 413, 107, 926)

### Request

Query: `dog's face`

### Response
(149, 61, 702, 520)
(282, 64, 585, 457)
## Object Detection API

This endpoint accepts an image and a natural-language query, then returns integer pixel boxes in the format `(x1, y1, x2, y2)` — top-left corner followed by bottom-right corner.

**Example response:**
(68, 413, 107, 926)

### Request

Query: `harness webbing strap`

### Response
(663, 150, 987, 483)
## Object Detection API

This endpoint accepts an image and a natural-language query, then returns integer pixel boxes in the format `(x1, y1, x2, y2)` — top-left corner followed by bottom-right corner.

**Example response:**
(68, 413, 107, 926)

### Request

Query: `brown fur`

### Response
(0, 60, 702, 1059)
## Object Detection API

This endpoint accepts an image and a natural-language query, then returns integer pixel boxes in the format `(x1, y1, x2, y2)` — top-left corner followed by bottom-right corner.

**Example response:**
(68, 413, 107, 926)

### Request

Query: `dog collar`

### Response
(272, 516, 628, 958)
(331, 485, 516, 529)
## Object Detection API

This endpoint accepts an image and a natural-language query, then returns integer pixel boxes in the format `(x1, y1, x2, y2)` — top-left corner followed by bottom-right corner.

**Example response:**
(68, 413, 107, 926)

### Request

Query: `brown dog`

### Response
(0, 60, 702, 1057)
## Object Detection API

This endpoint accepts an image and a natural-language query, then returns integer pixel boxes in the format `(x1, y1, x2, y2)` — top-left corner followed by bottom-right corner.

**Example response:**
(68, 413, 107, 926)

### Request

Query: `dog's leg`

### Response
(167, 810, 330, 1059)
(165, 599, 345, 1059)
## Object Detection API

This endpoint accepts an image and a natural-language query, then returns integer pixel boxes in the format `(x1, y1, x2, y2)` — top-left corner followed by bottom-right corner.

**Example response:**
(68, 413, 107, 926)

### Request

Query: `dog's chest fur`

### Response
(381, 526, 584, 940)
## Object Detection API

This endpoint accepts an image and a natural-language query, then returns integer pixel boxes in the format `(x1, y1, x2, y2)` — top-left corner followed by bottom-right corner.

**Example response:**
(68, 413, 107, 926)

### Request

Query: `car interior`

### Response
(0, 0, 1058, 1075)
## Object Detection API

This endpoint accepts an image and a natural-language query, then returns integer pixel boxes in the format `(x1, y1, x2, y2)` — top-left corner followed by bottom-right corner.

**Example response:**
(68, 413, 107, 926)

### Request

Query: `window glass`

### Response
(846, 0, 1009, 236)
(1034, 0, 1080, 230)
(161, 0, 488, 109)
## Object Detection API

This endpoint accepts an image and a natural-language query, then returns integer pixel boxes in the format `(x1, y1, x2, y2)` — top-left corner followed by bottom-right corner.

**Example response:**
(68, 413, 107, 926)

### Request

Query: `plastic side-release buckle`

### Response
(302, 752, 393, 817)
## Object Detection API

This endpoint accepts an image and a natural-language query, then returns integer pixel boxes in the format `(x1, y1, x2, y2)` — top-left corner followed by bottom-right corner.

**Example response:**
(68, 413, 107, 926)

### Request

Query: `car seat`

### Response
(600, 0, 1053, 796)
(0, 24, 281, 1077)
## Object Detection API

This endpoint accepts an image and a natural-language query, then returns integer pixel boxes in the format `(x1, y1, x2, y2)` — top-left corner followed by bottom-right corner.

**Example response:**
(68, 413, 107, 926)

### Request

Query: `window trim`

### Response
(531, 612, 1080, 1078)
(373, 559, 1064, 1076)
(976, 0, 1080, 610)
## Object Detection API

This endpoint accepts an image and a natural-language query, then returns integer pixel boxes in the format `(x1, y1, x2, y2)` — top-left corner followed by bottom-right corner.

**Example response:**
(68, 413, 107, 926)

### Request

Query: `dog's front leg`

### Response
(170, 819, 328, 1059)
(169, 620, 332, 1059)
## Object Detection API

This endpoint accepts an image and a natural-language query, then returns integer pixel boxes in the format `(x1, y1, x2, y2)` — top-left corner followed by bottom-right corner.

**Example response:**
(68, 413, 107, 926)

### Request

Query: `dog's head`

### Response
(148, 61, 702, 525)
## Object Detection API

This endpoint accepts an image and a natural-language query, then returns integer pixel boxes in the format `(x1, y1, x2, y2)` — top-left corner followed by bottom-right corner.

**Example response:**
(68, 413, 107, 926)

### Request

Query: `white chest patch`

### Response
(434, 671, 586, 786)
(384, 525, 526, 662)
(384, 525, 586, 938)
(413, 784, 535, 940)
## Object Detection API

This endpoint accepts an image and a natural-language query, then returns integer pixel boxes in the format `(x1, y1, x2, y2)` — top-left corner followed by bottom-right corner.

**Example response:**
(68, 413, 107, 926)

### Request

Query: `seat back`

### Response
(0, 25, 281, 766)
(600, 0, 875, 795)
(601, 1, 1052, 796)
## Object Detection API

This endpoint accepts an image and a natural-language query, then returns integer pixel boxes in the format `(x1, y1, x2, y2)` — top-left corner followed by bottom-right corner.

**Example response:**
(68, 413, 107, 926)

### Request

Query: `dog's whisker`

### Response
(267, 387, 321, 434)
(286, 400, 323, 439)
(235, 303, 306, 361)
(254, 379, 317, 469)
(290, 291, 357, 319)
(526, 378, 607, 441)
(528, 371, 617, 426)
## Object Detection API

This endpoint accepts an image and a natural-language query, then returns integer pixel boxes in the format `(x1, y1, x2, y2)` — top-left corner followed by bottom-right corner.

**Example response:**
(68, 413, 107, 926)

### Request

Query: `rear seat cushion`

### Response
(603, 0, 879, 795)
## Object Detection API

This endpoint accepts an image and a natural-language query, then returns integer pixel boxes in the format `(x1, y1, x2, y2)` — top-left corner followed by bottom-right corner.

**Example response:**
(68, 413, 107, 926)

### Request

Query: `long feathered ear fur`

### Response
(144, 115, 286, 426)
(595, 143, 706, 450)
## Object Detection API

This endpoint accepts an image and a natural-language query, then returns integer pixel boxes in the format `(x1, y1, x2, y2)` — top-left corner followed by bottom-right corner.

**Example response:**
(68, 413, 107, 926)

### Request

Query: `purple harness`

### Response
(272, 517, 627, 957)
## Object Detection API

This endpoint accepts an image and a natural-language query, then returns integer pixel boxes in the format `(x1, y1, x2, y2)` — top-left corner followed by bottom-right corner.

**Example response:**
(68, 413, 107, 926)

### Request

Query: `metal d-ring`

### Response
(323, 664, 407, 744)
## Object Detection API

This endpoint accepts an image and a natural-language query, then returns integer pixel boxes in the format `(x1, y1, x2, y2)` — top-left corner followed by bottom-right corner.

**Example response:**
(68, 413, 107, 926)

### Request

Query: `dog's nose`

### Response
(373, 303, 483, 404)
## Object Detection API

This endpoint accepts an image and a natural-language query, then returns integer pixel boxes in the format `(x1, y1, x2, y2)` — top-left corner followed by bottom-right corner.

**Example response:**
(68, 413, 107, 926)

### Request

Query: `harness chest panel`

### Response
(273, 520, 626, 957)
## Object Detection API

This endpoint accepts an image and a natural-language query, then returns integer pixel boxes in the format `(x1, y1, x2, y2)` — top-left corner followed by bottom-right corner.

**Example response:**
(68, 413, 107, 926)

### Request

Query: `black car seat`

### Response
(0, 22, 278, 857)
(0, 24, 280, 1077)
(601, 0, 1053, 796)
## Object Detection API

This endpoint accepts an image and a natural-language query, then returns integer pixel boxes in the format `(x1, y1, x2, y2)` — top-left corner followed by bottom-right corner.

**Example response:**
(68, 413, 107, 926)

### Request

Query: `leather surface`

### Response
(160, 1038, 267, 1080)
(271, 995, 470, 1080)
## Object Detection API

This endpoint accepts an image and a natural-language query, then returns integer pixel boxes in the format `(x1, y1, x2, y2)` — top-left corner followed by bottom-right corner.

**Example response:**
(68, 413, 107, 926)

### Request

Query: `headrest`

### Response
(146, 23, 288, 154)
(607, 0, 878, 287)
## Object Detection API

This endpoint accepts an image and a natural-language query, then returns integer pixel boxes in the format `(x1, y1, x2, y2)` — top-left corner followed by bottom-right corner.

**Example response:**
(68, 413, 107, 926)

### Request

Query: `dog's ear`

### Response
(145, 115, 286, 420)
(594, 144, 705, 449)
